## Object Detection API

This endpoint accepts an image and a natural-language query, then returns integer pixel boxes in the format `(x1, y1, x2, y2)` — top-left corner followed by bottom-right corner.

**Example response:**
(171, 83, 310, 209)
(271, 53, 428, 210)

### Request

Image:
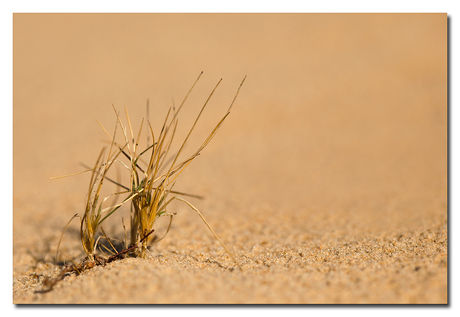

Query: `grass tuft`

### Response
(45, 73, 246, 292)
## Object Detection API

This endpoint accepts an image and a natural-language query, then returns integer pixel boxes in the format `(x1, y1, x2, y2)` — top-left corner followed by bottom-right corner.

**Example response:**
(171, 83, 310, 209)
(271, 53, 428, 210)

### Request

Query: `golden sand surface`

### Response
(13, 13, 447, 304)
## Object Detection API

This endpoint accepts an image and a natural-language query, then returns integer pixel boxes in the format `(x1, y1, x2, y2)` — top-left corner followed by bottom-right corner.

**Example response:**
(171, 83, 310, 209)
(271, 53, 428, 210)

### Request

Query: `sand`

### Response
(13, 13, 447, 304)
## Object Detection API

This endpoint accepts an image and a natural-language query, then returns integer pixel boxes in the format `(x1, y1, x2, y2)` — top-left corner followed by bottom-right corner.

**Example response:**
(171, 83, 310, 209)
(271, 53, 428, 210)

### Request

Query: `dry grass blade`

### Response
(54, 213, 79, 266)
(49, 168, 96, 180)
(176, 197, 241, 269)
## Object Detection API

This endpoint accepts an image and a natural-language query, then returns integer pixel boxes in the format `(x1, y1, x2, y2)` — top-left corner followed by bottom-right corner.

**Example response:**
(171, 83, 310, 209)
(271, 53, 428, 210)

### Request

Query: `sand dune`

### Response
(13, 13, 447, 304)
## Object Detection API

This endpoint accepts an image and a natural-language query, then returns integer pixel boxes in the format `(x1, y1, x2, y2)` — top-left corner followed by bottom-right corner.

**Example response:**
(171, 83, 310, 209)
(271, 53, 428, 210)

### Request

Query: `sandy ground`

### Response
(13, 13, 447, 304)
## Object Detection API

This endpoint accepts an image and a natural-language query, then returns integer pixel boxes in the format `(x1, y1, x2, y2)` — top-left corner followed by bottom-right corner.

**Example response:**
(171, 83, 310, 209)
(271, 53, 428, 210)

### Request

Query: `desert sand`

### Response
(13, 13, 447, 304)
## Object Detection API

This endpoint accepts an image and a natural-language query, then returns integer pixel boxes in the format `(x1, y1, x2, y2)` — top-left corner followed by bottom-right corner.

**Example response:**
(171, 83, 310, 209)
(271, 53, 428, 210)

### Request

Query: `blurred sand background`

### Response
(13, 13, 447, 304)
